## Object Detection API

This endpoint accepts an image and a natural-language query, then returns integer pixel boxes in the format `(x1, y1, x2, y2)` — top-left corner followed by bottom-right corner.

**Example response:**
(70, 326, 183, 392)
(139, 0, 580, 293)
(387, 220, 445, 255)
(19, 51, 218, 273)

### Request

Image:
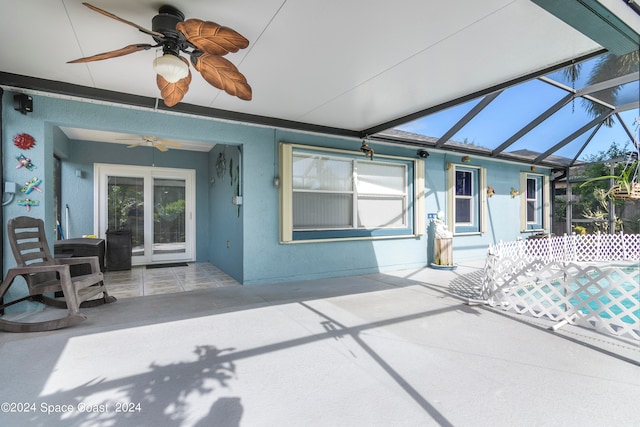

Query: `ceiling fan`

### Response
(68, 2, 252, 106)
(121, 135, 182, 152)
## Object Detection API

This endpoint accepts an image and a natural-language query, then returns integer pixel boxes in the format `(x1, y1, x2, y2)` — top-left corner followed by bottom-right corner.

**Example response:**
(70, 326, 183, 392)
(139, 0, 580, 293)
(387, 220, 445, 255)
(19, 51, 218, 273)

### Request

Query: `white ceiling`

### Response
(1, 1, 637, 145)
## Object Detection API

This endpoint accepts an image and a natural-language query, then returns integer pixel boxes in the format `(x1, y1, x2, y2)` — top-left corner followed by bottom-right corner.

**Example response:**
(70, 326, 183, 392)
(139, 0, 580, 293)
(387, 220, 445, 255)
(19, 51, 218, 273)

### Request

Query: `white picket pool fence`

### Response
(480, 233, 640, 340)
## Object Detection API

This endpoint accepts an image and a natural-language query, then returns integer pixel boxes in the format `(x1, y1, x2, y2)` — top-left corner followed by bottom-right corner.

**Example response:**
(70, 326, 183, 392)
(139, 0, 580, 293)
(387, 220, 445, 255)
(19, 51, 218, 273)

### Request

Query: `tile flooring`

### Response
(103, 263, 241, 299)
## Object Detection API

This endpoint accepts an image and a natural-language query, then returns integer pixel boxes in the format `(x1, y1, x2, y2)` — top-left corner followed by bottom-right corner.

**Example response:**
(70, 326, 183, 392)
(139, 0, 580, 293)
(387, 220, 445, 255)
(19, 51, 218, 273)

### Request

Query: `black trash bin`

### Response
(106, 229, 132, 271)
(54, 238, 106, 275)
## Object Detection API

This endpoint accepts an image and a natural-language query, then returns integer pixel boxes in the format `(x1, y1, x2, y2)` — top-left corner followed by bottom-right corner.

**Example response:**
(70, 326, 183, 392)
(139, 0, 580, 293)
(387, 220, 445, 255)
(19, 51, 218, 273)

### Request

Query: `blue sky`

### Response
(395, 54, 639, 163)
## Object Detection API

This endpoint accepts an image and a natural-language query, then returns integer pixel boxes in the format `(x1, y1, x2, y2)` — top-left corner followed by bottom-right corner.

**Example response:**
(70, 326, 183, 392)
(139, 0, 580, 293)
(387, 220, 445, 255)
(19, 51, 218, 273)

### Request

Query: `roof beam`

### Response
(538, 73, 640, 97)
(616, 111, 640, 150)
(576, 72, 639, 96)
(569, 122, 603, 166)
(614, 100, 640, 112)
(538, 76, 616, 110)
(534, 111, 615, 164)
(434, 91, 502, 148)
(491, 93, 574, 157)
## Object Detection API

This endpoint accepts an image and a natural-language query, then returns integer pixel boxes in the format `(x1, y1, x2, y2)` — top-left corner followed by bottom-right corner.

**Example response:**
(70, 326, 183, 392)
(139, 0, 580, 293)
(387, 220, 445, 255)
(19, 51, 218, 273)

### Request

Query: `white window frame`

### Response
(94, 163, 196, 265)
(454, 169, 475, 227)
(447, 163, 486, 235)
(526, 177, 538, 224)
(520, 172, 549, 232)
(280, 143, 425, 243)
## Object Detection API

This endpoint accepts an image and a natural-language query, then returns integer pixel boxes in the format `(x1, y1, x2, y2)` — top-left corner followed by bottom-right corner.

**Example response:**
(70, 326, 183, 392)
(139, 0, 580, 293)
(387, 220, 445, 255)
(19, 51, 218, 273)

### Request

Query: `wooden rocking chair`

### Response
(0, 216, 116, 332)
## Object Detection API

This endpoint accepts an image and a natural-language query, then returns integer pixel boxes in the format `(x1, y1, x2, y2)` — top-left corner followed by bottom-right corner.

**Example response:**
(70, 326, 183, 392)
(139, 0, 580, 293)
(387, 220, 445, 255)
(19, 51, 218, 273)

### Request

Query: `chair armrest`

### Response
(8, 265, 70, 275)
(56, 256, 101, 273)
(1, 265, 72, 297)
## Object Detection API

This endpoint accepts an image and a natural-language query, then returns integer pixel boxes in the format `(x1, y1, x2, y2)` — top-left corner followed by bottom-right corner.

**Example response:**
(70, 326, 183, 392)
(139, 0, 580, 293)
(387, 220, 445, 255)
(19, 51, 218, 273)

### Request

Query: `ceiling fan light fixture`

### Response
(70, 3, 251, 101)
(153, 53, 188, 83)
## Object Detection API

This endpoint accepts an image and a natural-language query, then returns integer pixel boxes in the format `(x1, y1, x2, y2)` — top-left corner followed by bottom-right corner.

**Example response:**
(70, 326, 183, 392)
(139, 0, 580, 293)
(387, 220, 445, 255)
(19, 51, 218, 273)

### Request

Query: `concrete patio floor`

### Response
(1, 261, 638, 427)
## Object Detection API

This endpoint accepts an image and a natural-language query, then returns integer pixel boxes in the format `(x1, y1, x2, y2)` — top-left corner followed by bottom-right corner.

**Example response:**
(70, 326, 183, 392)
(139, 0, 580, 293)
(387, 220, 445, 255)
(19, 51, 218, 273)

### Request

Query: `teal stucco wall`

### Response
(2, 91, 550, 293)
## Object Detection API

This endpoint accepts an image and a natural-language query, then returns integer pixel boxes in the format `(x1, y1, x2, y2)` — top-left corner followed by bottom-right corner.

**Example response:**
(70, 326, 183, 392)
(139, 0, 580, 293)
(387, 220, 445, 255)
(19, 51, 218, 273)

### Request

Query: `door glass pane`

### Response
(108, 176, 144, 257)
(153, 178, 186, 255)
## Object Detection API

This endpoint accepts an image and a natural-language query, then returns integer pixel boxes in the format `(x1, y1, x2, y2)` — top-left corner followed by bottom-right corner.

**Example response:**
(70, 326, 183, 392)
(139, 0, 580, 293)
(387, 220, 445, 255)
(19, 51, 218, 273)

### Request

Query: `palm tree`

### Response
(563, 50, 639, 126)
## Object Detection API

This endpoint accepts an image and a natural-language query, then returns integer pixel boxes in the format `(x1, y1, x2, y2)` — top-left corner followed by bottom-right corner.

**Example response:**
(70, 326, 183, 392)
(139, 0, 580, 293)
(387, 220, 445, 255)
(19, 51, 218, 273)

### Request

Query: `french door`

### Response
(94, 164, 196, 266)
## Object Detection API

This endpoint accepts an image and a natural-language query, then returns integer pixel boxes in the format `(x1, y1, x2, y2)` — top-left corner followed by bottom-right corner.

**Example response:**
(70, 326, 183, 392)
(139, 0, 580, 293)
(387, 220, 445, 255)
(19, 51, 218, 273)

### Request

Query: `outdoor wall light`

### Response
(14, 94, 33, 115)
(417, 150, 429, 158)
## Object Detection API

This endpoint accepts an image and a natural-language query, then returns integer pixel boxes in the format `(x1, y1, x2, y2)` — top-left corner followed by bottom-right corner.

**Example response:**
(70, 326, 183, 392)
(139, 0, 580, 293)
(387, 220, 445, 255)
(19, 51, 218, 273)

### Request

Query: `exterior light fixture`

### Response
(153, 53, 188, 83)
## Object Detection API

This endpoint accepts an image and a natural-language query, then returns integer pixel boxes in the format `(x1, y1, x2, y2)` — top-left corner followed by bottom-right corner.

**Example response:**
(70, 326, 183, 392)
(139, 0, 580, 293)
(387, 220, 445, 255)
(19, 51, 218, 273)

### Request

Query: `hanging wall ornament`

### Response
(17, 198, 39, 212)
(13, 133, 36, 150)
(21, 177, 43, 194)
(216, 151, 227, 179)
(16, 153, 36, 170)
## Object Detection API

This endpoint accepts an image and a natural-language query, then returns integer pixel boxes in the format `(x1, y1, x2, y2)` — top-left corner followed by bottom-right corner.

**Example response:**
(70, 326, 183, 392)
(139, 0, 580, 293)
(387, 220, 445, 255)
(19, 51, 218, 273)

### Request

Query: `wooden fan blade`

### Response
(127, 143, 142, 148)
(177, 19, 249, 56)
(67, 44, 152, 63)
(155, 143, 169, 152)
(157, 57, 192, 107)
(82, 3, 164, 38)
(194, 53, 252, 101)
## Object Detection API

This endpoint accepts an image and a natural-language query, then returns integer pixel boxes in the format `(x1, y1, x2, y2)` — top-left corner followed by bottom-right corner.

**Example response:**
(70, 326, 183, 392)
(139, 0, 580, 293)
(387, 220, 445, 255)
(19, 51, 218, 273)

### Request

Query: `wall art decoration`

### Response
(21, 177, 43, 194)
(17, 198, 39, 212)
(16, 153, 36, 170)
(13, 133, 36, 150)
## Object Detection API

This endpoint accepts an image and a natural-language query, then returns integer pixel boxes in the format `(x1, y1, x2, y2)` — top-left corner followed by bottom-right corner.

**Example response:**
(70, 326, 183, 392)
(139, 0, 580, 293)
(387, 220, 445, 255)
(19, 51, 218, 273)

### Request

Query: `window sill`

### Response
(453, 232, 482, 237)
(281, 234, 422, 244)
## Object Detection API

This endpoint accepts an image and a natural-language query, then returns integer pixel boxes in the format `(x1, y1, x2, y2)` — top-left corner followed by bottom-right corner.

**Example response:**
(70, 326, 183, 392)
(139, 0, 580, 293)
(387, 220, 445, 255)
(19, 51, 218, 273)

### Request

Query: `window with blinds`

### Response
(292, 153, 407, 230)
(280, 144, 424, 242)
